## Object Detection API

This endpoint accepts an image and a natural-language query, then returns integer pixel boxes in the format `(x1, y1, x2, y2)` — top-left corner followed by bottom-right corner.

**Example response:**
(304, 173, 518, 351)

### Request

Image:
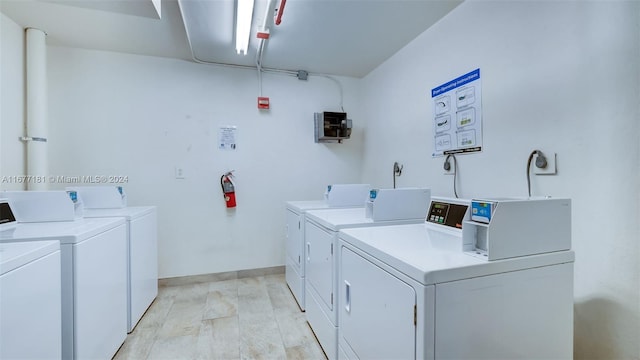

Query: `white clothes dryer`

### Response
(337, 198, 574, 359)
(285, 183, 370, 311)
(286, 201, 332, 311)
(0, 240, 61, 359)
(304, 188, 430, 360)
(0, 217, 128, 360)
(82, 206, 158, 332)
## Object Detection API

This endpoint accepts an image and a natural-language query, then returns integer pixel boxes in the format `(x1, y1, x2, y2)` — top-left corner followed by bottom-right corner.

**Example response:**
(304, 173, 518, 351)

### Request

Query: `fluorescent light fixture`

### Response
(235, 0, 255, 55)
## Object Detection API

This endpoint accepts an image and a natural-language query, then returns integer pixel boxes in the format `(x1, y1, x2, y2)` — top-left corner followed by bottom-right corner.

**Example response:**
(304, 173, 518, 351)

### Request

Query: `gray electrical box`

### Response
(314, 112, 352, 143)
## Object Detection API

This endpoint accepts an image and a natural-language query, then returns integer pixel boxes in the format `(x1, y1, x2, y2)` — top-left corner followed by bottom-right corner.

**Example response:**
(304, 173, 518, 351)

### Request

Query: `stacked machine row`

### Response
(0, 187, 157, 360)
(286, 184, 574, 359)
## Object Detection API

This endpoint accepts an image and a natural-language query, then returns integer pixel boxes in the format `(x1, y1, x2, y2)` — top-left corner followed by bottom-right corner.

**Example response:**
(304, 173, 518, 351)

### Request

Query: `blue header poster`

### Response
(431, 68, 482, 157)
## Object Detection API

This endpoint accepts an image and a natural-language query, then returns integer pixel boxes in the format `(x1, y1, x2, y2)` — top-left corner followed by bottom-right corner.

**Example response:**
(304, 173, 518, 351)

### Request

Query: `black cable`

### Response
(393, 169, 396, 189)
(445, 154, 459, 198)
(526, 150, 545, 197)
(393, 162, 402, 189)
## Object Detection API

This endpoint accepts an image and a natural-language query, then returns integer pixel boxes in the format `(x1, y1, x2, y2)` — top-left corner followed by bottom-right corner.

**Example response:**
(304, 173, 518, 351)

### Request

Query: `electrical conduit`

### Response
(256, 0, 275, 97)
(25, 28, 48, 190)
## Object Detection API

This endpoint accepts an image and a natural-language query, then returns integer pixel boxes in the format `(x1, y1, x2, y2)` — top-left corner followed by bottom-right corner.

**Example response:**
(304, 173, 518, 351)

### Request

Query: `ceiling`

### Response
(0, 0, 462, 78)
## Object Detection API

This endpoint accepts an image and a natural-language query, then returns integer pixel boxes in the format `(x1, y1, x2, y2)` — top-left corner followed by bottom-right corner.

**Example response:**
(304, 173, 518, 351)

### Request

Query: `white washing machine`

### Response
(66, 186, 157, 332)
(304, 187, 431, 360)
(285, 183, 370, 311)
(0, 200, 128, 360)
(82, 206, 158, 333)
(0, 240, 61, 359)
(338, 197, 574, 359)
(286, 201, 333, 312)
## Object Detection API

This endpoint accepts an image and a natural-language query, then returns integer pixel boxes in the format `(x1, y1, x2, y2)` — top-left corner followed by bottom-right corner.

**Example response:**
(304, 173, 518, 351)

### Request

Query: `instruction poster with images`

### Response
(218, 126, 237, 150)
(431, 68, 482, 157)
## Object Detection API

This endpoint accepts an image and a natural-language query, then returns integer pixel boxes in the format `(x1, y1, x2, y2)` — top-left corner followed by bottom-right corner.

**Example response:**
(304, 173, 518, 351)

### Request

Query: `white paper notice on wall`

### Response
(431, 68, 483, 157)
(218, 126, 237, 150)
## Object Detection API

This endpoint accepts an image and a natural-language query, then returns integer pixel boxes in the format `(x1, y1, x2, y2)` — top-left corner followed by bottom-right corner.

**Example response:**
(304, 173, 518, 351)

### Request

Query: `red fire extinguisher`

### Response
(220, 171, 236, 208)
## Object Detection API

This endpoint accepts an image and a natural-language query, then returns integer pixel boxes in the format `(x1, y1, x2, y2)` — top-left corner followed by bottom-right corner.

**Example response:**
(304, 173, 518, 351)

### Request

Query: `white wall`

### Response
(359, 1, 640, 358)
(0, 13, 26, 189)
(3, 2, 639, 357)
(45, 47, 364, 278)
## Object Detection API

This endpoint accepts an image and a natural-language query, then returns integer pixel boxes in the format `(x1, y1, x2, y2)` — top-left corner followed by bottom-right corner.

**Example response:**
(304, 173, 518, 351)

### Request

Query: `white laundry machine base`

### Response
(0, 242, 61, 359)
(61, 224, 128, 360)
(127, 209, 158, 332)
(285, 257, 305, 311)
(82, 206, 158, 334)
(306, 286, 338, 360)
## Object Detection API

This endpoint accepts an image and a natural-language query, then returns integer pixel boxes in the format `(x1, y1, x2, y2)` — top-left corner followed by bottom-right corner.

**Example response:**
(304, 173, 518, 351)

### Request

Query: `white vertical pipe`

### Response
(26, 28, 48, 190)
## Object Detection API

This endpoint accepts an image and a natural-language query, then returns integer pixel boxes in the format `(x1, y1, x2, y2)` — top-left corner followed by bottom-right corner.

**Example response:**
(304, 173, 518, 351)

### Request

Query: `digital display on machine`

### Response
(0, 202, 16, 225)
(426, 202, 468, 228)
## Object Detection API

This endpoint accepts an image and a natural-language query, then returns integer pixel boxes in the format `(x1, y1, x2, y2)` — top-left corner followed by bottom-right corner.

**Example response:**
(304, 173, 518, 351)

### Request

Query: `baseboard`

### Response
(158, 265, 285, 287)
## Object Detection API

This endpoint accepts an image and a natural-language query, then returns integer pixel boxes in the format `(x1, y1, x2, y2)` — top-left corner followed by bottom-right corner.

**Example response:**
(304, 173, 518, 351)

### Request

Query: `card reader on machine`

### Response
(463, 197, 571, 260)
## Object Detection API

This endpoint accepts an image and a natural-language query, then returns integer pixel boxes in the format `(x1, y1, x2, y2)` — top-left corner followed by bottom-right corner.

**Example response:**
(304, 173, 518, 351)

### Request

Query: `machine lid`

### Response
(339, 224, 575, 285)
(306, 207, 422, 231)
(0, 240, 59, 275)
(285, 200, 331, 213)
(0, 217, 125, 244)
(82, 206, 156, 220)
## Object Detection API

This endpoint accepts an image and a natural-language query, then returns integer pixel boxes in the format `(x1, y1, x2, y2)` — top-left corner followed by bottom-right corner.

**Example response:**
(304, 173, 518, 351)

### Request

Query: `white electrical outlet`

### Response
(175, 166, 185, 179)
(534, 152, 557, 175)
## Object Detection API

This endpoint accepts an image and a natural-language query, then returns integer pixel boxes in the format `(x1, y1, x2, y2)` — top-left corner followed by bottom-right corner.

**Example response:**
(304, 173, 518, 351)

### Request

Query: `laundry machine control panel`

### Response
(0, 200, 17, 229)
(426, 201, 468, 229)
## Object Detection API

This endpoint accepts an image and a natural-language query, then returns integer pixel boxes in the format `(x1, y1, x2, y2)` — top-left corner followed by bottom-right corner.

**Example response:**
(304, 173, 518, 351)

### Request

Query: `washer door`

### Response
(305, 220, 334, 311)
(74, 224, 127, 359)
(285, 209, 302, 273)
(340, 246, 416, 359)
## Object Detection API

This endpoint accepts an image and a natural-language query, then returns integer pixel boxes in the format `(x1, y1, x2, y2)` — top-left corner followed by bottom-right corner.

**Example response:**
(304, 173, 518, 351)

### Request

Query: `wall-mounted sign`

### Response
(218, 125, 237, 150)
(431, 68, 482, 157)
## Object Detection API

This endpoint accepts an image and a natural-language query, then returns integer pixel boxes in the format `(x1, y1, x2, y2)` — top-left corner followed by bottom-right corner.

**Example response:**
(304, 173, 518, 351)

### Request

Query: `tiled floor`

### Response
(113, 274, 325, 360)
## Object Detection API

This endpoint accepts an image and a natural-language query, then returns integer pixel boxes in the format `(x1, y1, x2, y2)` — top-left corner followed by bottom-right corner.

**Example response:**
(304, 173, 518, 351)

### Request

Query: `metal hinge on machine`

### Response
(19, 136, 47, 142)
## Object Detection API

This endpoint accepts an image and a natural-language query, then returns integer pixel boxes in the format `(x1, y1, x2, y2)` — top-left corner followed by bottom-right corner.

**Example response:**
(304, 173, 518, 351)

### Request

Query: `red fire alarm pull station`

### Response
(258, 97, 270, 110)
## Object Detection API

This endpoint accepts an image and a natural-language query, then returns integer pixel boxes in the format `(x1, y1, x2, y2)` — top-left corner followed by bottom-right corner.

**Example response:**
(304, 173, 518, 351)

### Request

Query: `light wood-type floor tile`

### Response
(113, 274, 326, 360)
(197, 316, 240, 359)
